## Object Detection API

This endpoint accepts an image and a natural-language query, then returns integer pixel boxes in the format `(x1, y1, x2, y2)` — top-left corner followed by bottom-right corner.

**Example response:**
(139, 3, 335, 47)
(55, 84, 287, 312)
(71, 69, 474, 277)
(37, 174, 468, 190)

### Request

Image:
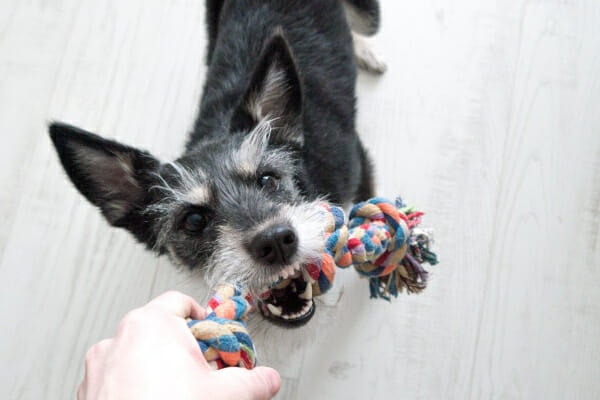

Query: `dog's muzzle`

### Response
(242, 202, 342, 326)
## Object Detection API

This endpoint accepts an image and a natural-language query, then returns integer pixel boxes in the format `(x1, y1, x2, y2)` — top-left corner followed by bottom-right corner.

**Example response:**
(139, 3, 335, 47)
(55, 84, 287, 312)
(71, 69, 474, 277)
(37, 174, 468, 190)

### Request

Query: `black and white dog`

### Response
(50, 0, 383, 326)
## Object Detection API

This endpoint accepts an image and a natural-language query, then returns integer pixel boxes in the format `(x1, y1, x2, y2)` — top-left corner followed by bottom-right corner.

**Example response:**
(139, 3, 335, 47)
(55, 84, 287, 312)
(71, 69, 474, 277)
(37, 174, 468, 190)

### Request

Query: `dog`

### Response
(49, 0, 383, 327)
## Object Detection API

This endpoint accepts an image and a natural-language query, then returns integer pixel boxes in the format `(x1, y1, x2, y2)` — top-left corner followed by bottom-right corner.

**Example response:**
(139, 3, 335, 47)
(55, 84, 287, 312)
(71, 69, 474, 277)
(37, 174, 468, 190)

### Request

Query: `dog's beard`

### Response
(206, 199, 327, 324)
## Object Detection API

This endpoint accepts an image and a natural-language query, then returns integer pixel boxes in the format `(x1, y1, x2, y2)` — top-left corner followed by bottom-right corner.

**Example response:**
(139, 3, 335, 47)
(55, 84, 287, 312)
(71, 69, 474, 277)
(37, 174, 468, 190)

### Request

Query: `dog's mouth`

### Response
(257, 265, 317, 326)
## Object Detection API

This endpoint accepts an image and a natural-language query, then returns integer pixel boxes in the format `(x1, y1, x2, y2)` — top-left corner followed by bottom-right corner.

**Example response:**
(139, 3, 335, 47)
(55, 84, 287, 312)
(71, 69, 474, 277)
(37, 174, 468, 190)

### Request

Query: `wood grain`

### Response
(1, 0, 599, 398)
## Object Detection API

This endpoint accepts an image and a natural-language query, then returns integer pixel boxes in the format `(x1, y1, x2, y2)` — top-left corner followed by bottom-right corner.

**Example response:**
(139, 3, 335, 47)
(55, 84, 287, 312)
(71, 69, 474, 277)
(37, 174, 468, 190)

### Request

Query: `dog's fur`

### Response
(50, 0, 382, 326)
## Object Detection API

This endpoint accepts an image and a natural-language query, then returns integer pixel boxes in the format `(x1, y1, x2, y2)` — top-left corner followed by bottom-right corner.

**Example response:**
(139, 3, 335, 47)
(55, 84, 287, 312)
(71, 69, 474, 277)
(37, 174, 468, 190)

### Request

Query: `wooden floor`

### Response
(1, 0, 599, 398)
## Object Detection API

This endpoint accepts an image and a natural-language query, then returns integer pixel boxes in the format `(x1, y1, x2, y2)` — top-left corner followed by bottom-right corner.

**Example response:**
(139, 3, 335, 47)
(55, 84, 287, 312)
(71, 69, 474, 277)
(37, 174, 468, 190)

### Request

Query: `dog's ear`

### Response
(49, 122, 160, 245)
(231, 29, 303, 144)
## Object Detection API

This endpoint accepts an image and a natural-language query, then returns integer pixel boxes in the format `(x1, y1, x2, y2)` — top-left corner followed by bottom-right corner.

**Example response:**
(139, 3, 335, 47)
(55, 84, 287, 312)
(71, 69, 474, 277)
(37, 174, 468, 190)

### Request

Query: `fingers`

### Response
(145, 290, 206, 320)
(253, 367, 281, 398)
(214, 366, 281, 400)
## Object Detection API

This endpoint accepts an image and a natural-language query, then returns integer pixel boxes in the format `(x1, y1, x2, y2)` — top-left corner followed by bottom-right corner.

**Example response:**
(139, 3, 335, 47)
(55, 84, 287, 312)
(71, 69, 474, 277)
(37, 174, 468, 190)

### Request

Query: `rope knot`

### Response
(188, 197, 438, 370)
(188, 285, 256, 369)
(338, 197, 437, 299)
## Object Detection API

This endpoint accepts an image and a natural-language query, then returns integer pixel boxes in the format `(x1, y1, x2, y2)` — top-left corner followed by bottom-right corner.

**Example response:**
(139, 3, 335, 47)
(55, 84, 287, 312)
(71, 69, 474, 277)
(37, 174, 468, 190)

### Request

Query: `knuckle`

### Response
(148, 290, 196, 312)
(84, 339, 107, 366)
(118, 308, 149, 331)
(160, 290, 187, 302)
(84, 344, 97, 362)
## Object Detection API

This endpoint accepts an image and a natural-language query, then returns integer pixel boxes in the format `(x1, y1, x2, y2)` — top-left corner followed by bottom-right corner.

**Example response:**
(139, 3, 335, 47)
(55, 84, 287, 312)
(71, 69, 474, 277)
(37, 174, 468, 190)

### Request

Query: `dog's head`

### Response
(50, 33, 327, 326)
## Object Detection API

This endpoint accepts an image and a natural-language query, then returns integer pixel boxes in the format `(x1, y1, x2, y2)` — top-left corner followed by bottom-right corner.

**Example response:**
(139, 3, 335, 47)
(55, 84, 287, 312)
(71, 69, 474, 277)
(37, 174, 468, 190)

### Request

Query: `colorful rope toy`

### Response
(187, 285, 256, 369)
(188, 197, 438, 370)
(333, 197, 438, 299)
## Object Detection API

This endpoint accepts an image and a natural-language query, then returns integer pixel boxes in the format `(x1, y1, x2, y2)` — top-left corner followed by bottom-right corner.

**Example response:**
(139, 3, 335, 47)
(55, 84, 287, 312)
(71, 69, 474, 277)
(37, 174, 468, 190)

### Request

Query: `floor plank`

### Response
(1, 0, 599, 399)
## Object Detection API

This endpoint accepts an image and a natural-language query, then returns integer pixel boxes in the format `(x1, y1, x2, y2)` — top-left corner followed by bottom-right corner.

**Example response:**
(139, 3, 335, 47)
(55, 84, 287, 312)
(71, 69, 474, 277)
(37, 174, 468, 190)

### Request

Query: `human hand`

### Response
(78, 291, 281, 400)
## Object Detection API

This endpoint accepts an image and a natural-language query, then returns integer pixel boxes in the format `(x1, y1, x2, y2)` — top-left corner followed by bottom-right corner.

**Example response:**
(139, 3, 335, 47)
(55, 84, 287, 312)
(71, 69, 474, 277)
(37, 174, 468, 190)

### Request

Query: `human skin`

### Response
(78, 291, 281, 400)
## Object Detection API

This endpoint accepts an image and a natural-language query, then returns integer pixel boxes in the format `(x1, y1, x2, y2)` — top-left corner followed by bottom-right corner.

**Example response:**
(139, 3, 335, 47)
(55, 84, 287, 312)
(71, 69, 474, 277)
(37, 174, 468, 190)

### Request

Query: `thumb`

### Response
(212, 366, 281, 400)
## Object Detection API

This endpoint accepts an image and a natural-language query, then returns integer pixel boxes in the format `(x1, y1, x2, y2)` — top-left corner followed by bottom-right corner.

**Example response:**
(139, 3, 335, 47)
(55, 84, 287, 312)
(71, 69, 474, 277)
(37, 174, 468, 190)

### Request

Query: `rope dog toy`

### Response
(187, 285, 256, 369)
(334, 197, 438, 299)
(188, 197, 438, 369)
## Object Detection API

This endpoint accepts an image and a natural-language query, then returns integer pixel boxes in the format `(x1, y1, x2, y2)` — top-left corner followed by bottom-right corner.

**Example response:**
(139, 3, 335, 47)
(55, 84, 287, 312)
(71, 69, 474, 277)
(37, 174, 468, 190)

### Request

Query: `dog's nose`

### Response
(249, 224, 298, 265)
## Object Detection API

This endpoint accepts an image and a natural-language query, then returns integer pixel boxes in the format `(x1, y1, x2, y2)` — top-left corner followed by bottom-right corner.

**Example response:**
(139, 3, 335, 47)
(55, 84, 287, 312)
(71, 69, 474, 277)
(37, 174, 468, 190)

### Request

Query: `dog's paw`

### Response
(352, 32, 387, 75)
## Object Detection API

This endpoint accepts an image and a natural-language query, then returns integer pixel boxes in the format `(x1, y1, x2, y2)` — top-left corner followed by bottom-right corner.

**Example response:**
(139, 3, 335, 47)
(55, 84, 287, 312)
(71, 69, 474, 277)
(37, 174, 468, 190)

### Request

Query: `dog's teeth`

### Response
(299, 282, 313, 300)
(274, 265, 298, 283)
(303, 302, 312, 314)
(302, 267, 316, 284)
(298, 302, 312, 317)
(267, 304, 282, 317)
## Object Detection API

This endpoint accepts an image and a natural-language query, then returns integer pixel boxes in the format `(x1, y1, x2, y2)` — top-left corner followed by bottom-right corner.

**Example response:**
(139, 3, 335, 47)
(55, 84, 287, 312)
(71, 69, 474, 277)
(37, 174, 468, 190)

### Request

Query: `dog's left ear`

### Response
(231, 29, 303, 144)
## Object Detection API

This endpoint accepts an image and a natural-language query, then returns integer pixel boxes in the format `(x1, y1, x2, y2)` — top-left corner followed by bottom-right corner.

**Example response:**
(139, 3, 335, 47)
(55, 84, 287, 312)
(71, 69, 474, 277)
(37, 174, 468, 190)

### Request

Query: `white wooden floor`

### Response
(1, 1, 599, 399)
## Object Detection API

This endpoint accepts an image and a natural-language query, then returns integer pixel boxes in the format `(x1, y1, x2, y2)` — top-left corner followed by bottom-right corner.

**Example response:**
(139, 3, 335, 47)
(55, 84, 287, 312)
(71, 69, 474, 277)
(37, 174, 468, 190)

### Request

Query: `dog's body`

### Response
(195, 0, 373, 204)
(50, 0, 381, 326)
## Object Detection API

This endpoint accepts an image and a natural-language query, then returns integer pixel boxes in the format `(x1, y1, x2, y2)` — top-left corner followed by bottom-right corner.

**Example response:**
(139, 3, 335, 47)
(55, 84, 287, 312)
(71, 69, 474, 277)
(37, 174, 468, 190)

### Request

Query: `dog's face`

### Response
(150, 121, 328, 325)
(50, 34, 326, 326)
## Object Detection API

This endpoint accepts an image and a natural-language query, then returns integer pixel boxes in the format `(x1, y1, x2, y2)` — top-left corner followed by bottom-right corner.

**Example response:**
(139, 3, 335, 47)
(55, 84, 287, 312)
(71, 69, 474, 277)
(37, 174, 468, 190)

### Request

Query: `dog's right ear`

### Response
(231, 29, 303, 144)
(49, 122, 161, 245)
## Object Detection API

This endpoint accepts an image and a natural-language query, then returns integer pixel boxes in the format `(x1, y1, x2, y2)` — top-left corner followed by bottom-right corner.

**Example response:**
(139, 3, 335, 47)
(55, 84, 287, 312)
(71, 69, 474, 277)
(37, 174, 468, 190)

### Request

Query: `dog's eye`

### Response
(259, 174, 280, 192)
(183, 212, 206, 233)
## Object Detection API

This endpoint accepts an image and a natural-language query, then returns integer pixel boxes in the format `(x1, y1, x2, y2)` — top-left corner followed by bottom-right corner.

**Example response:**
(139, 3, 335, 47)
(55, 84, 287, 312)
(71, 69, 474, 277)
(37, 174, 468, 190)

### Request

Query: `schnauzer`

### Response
(50, 0, 383, 326)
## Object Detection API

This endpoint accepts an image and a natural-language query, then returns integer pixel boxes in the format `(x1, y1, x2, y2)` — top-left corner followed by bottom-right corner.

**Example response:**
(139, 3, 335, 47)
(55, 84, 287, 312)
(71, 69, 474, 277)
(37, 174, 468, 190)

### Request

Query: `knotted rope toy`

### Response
(187, 197, 438, 369)
(187, 285, 256, 369)
(328, 197, 438, 299)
